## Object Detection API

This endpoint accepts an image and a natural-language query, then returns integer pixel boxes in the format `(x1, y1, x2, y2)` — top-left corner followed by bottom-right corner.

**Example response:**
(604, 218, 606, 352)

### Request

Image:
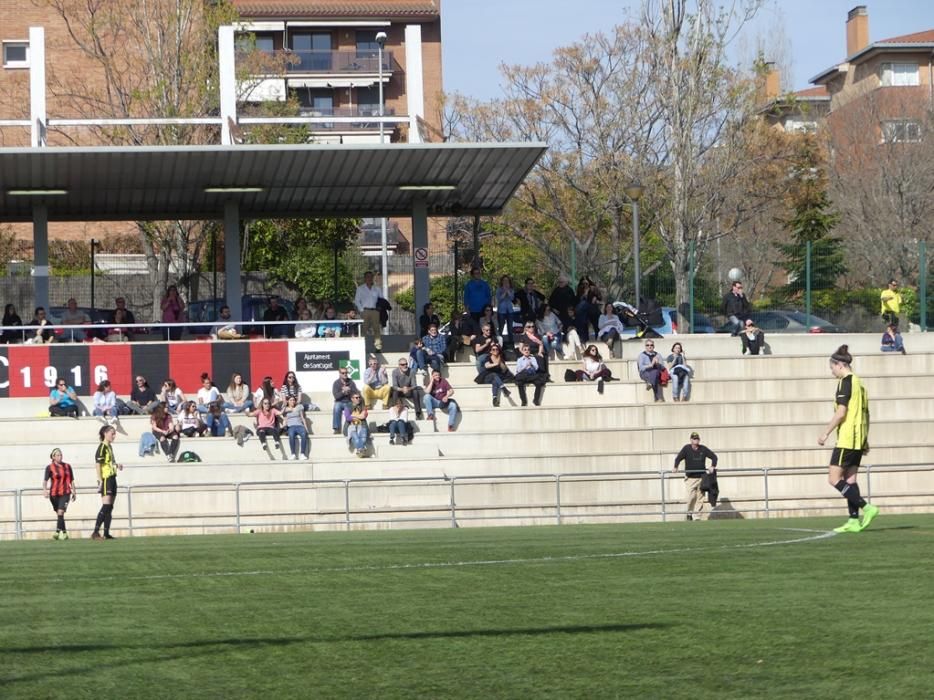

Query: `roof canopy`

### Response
(0, 142, 546, 223)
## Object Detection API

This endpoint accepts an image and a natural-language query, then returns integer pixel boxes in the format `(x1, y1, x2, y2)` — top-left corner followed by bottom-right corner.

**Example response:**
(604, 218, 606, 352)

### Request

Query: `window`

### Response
(881, 62, 920, 87)
(881, 120, 922, 143)
(2, 40, 29, 68)
(290, 32, 331, 71)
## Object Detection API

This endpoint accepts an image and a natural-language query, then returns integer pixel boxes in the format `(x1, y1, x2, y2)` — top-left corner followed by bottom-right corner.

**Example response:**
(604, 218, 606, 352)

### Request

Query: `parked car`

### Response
(612, 304, 716, 336)
(187, 295, 296, 335)
(717, 310, 846, 334)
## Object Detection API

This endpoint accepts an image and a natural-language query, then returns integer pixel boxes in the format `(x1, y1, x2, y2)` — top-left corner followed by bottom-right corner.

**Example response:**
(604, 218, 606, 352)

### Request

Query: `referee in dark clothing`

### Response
(674, 431, 718, 521)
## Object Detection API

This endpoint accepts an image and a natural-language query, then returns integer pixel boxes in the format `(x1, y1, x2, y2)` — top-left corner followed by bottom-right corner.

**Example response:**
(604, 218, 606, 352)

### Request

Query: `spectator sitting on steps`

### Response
(390, 357, 424, 420)
(49, 378, 80, 418)
(423, 368, 459, 432)
(637, 339, 666, 402)
(362, 355, 391, 409)
(880, 323, 906, 355)
(475, 344, 513, 407)
(514, 342, 547, 407)
(576, 344, 612, 394)
(740, 319, 765, 356)
(331, 367, 358, 435)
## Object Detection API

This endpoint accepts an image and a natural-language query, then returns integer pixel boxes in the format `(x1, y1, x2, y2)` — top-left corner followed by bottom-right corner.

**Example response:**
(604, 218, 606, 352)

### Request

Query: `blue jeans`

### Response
(206, 412, 232, 436)
(475, 352, 490, 372)
(672, 372, 691, 401)
(332, 400, 352, 432)
(410, 347, 425, 370)
(93, 407, 117, 418)
(542, 332, 563, 359)
(498, 311, 517, 344)
(422, 395, 458, 428)
(348, 423, 369, 450)
(388, 419, 408, 440)
(488, 374, 506, 397)
(416, 349, 444, 373)
(287, 425, 309, 457)
(223, 399, 253, 413)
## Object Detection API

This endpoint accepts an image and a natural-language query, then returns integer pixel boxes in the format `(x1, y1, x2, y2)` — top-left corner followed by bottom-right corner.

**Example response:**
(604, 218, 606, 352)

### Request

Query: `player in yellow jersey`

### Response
(818, 345, 879, 533)
(91, 425, 123, 540)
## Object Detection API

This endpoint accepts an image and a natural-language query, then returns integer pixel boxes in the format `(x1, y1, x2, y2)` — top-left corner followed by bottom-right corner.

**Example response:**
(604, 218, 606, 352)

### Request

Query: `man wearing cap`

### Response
(674, 431, 718, 521)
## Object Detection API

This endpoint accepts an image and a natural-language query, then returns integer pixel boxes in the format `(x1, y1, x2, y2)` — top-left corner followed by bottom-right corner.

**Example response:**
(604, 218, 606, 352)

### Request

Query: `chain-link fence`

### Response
(1, 239, 930, 337)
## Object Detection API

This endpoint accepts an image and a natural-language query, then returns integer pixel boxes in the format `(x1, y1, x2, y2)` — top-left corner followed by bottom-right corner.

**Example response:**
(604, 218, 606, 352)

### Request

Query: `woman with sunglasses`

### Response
(49, 378, 80, 419)
(576, 344, 612, 394)
(637, 339, 665, 402)
(740, 319, 765, 356)
(476, 344, 513, 407)
(281, 370, 313, 411)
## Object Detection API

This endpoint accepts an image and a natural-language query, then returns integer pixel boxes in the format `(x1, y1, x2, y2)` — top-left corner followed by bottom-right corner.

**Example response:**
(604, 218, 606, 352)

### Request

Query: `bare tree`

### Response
(444, 0, 792, 327)
(827, 91, 934, 287)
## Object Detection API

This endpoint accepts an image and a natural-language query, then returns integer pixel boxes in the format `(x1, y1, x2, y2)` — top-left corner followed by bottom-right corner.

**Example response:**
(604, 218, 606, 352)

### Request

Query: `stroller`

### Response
(613, 299, 664, 339)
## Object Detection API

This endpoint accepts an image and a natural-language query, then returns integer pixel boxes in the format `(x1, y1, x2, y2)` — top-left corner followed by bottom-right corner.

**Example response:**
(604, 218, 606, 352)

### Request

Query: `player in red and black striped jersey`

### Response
(43, 448, 76, 540)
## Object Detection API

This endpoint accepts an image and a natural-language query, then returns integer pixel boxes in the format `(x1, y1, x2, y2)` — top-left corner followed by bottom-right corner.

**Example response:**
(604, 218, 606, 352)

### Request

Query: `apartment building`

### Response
(233, 0, 442, 146)
(0, 1, 445, 251)
(810, 5, 934, 147)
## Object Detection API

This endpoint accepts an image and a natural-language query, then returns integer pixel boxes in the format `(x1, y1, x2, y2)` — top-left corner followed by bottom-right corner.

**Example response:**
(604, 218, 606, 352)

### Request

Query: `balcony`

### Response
(297, 105, 399, 131)
(248, 49, 399, 75)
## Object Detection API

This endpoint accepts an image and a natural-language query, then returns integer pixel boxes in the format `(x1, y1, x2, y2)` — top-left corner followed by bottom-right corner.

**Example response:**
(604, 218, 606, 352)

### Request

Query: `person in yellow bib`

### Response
(879, 278, 902, 327)
(91, 425, 124, 540)
(817, 345, 879, 533)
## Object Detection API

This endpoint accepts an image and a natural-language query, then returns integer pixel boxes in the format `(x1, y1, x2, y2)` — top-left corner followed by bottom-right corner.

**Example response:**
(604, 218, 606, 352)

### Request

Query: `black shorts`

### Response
(99, 475, 117, 498)
(830, 448, 863, 468)
(49, 495, 71, 512)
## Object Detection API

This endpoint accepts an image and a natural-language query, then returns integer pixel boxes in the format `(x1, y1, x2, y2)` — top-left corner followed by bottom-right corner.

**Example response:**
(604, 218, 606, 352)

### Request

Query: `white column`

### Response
(404, 24, 424, 144)
(28, 27, 46, 147)
(218, 26, 237, 145)
(223, 201, 243, 320)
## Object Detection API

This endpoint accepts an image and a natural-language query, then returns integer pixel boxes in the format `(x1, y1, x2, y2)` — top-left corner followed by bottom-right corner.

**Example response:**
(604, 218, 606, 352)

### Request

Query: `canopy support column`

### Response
(32, 205, 49, 312)
(412, 197, 429, 320)
(223, 201, 243, 321)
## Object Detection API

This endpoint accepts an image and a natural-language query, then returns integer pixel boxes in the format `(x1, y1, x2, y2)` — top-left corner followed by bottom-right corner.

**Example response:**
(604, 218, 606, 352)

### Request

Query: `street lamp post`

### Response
(624, 182, 645, 307)
(376, 31, 389, 299)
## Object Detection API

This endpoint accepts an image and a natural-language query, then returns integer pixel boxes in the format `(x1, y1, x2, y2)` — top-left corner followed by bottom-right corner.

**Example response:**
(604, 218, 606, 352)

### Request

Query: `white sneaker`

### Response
(304, 454, 311, 461)
(292, 454, 299, 460)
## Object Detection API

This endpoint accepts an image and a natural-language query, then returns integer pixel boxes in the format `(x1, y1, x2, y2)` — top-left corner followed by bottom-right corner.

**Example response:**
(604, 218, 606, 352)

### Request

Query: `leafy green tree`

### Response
(244, 219, 361, 302)
(395, 275, 459, 325)
(775, 140, 845, 295)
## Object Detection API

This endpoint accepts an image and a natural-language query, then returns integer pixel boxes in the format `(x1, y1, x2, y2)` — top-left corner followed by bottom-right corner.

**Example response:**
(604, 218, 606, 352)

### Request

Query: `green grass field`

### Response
(2, 515, 933, 699)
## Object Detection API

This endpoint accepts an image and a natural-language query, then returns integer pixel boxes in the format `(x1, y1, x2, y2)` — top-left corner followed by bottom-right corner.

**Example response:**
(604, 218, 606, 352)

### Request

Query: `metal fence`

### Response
(2, 236, 930, 337)
(3, 463, 932, 540)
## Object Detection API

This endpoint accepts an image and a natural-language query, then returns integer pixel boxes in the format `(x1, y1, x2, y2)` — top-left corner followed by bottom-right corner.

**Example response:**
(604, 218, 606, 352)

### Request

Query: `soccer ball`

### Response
(728, 267, 743, 282)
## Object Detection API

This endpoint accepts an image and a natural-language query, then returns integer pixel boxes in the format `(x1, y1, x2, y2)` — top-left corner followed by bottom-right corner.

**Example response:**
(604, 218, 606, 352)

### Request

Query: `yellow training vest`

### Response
(835, 373, 869, 451)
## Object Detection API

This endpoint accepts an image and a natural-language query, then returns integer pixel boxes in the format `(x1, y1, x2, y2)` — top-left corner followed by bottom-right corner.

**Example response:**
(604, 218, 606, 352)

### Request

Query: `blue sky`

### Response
(442, 0, 934, 99)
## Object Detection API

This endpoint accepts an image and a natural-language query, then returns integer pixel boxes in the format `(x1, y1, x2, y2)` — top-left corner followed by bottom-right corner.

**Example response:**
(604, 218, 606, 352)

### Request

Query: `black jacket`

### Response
(674, 444, 718, 478)
(722, 292, 751, 318)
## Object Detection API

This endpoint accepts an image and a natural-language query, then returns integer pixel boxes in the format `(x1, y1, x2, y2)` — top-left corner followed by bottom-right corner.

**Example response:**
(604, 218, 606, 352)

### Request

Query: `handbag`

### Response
(659, 367, 671, 386)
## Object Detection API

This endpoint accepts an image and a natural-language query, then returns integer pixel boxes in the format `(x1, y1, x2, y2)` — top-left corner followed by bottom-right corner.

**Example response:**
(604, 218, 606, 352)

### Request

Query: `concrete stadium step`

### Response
(13, 392, 931, 444)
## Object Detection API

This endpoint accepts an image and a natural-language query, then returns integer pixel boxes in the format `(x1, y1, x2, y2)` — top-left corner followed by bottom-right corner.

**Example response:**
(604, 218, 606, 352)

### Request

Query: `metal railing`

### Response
(2, 463, 932, 540)
(246, 49, 398, 74)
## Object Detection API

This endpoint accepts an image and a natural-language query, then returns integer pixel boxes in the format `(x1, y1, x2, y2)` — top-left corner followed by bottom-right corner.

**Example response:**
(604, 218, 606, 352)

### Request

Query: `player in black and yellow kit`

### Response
(43, 448, 76, 540)
(818, 345, 880, 533)
(92, 425, 123, 540)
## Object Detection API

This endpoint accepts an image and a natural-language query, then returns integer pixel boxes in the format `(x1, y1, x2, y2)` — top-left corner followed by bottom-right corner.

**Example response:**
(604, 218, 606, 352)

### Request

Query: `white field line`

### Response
(34, 528, 836, 585)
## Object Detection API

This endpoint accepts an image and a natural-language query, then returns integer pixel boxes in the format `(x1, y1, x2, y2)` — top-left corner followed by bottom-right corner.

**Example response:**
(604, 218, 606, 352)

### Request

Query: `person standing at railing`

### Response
(160, 285, 186, 341)
(354, 271, 385, 351)
(818, 345, 879, 534)
(1, 303, 23, 344)
(27, 307, 56, 344)
(43, 448, 77, 540)
(59, 298, 92, 342)
(263, 296, 290, 339)
(673, 431, 718, 521)
(879, 278, 902, 328)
